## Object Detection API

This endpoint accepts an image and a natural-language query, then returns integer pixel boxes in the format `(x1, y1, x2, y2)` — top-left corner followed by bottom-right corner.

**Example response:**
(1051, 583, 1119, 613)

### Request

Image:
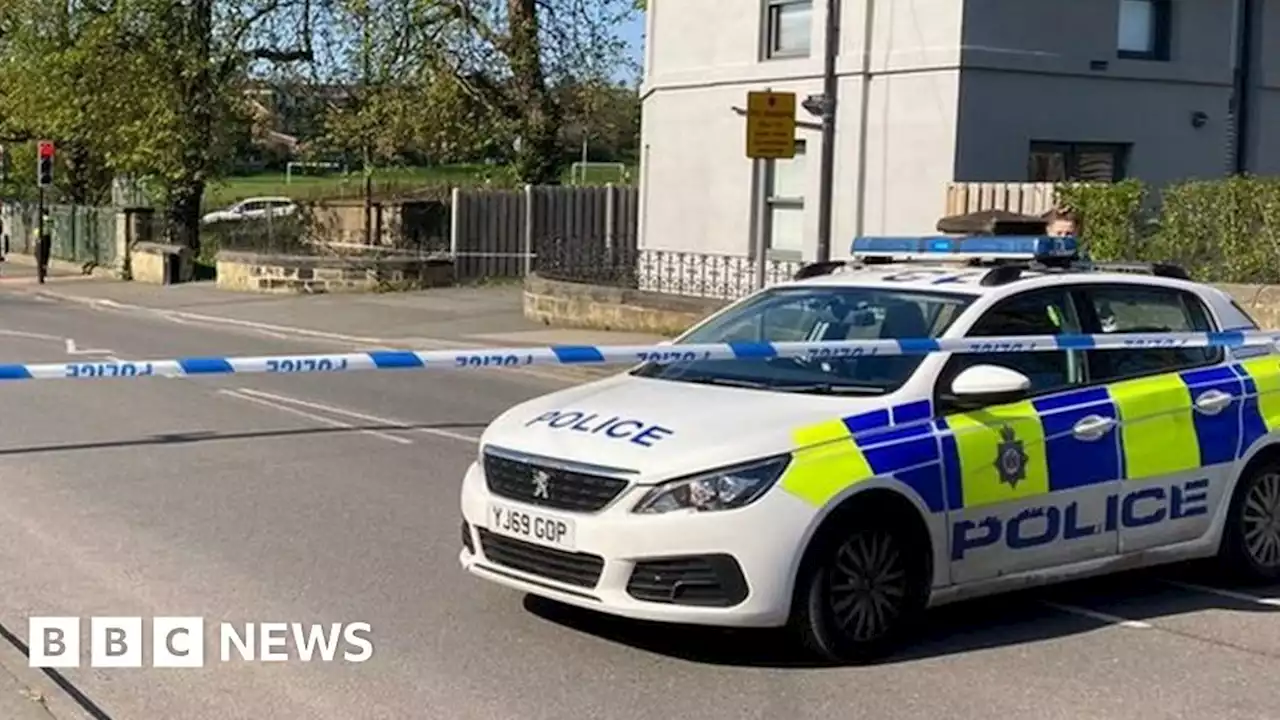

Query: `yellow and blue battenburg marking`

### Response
(1236, 355, 1280, 444)
(780, 399, 946, 512)
(781, 358, 1280, 519)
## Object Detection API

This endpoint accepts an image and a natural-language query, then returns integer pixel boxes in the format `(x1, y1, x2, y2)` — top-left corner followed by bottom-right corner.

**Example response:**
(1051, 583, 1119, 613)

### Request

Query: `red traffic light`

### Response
(38, 141, 54, 158)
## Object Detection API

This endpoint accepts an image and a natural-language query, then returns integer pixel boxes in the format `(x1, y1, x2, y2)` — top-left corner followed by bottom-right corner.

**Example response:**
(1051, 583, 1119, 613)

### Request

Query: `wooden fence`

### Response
(944, 182, 1062, 217)
(449, 184, 639, 281)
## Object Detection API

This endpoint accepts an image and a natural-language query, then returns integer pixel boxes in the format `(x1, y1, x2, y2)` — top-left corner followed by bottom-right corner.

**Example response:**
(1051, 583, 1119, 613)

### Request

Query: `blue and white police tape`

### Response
(8, 328, 1280, 381)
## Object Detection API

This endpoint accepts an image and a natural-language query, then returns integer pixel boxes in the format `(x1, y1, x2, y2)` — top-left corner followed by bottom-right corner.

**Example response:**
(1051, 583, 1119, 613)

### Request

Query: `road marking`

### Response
(232, 387, 482, 445)
(68, 296, 424, 346)
(1041, 601, 1153, 629)
(0, 328, 63, 341)
(65, 338, 114, 355)
(28, 290, 613, 384)
(1159, 579, 1280, 607)
(217, 389, 415, 445)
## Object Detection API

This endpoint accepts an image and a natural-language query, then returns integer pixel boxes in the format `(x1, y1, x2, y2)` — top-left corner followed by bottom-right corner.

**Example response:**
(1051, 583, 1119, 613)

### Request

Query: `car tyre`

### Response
(791, 507, 930, 664)
(1218, 459, 1280, 584)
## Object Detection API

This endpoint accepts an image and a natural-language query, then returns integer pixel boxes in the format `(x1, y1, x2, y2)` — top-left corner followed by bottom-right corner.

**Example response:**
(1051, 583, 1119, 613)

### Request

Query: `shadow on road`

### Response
(523, 563, 1280, 669)
(0, 422, 486, 456)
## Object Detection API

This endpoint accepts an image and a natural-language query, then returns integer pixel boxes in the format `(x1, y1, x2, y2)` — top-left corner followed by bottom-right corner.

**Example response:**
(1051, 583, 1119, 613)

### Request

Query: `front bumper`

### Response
(458, 459, 817, 628)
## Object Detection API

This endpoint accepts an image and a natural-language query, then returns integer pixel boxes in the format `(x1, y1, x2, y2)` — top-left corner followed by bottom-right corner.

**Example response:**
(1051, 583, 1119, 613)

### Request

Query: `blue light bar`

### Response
(851, 235, 1078, 261)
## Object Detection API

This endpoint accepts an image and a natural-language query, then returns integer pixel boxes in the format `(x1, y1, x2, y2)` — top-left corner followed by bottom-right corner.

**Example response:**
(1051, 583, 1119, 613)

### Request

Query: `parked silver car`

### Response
(201, 196, 297, 225)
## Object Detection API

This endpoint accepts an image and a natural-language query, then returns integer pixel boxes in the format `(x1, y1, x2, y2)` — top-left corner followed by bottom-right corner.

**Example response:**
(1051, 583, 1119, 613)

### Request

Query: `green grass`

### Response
(203, 163, 637, 210)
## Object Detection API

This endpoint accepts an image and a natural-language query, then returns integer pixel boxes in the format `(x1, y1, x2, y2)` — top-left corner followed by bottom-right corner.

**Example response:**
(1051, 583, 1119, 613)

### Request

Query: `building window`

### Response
(1117, 0, 1171, 60)
(763, 0, 812, 59)
(764, 140, 806, 256)
(1028, 141, 1131, 183)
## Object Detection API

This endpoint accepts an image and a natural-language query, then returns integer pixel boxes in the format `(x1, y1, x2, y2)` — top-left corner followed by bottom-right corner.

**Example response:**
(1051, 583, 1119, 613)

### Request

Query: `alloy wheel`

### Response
(1243, 472, 1280, 570)
(826, 531, 908, 643)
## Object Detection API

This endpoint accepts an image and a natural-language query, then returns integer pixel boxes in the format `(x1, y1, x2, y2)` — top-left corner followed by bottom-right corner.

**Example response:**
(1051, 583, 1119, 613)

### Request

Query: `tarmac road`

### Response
(0, 288, 1276, 720)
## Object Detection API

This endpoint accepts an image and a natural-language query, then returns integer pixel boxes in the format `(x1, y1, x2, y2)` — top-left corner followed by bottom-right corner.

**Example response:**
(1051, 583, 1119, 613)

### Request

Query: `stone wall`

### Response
(526, 276, 1280, 336)
(129, 242, 193, 285)
(524, 274, 727, 336)
(216, 251, 454, 294)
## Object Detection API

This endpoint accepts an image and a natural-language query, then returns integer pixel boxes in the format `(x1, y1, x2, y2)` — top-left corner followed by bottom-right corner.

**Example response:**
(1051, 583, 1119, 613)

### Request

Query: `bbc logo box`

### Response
(29, 617, 205, 668)
(29, 617, 374, 668)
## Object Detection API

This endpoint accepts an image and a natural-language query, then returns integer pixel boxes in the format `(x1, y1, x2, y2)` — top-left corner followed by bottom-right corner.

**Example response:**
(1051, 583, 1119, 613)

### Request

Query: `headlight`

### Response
(632, 455, 792, 514)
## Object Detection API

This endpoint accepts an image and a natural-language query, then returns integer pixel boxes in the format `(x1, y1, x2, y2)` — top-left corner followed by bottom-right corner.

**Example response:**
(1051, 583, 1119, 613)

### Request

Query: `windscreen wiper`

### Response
(774, 383, 887, 395)
(676, 375, 773, 389)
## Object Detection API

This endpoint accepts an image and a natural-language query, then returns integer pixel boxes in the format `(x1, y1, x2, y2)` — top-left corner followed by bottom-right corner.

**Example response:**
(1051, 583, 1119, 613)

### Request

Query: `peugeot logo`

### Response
(532, 470, 552, 499)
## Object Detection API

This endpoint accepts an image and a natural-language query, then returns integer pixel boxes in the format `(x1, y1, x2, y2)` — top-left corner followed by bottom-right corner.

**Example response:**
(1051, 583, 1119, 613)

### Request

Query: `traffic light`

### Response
(37, 140, 53, 187)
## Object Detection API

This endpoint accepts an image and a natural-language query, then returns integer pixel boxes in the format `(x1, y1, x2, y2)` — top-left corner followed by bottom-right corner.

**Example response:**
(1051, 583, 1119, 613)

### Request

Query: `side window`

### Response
(1085, 286, 1221, 381)
(938, 289, 1086, 404)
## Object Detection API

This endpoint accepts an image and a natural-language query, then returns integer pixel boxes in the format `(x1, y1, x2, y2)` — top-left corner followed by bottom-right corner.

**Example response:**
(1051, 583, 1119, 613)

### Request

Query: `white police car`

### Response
(458, 235, 1280, 662)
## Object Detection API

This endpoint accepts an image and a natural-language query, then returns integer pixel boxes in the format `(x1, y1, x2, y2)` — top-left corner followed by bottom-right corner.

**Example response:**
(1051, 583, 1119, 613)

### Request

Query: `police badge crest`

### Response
(994, 424, 1028, 488)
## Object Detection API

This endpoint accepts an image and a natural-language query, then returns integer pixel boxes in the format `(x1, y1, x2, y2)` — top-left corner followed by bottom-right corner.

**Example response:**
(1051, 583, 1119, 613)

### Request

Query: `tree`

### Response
(557, 78, 640, 165)
(0, 0, 126, 204)
(316, 0, 640, 184)
(108, 0, 318, 253)
(313, 1, 510, 167)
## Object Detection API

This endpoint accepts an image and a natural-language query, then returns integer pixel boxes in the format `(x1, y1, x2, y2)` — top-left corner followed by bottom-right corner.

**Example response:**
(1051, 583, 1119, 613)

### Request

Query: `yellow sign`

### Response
(745, 91, 797, 159)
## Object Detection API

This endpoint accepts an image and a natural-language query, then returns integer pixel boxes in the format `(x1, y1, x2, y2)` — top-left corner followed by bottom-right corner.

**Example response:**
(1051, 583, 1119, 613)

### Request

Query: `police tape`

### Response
(3, 328, 1279, 381)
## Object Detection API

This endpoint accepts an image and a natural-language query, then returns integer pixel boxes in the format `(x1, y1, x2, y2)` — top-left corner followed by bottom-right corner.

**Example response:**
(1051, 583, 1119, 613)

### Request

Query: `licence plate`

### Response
(487, 503, 577, 551)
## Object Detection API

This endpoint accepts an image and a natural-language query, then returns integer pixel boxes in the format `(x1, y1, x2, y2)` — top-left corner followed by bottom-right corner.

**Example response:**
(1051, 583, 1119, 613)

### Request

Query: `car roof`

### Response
(776, 261, 1209, 298)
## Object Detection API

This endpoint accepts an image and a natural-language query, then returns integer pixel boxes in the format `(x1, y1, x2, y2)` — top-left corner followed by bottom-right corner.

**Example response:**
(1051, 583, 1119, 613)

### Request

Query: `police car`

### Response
(458, 235, 1280, 662)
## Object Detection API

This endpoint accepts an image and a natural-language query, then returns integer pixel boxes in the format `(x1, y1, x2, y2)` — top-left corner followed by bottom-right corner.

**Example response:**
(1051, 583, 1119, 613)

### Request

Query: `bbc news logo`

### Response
(28, 617, 374, 668)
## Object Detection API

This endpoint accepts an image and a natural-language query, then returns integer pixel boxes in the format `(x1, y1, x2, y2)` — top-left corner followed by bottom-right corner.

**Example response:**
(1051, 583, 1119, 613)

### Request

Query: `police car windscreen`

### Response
(630, 287, 973, 394)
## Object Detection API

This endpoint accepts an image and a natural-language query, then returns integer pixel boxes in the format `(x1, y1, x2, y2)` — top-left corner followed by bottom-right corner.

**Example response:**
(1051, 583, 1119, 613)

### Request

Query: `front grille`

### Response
(483, 452, 630, 512)
(626, 555, 749, 607)
(477, 528, 605, 588)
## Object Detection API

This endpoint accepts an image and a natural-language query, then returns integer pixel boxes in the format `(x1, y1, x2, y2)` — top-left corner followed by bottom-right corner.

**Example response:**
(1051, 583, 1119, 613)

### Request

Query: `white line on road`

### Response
(1159, 579, 1280, 607)
(217, 389, 415, 446)
(1041, 601, 1153, 629)
(65, 338, 114, 355)
(30, 290, 613, 384)
(232, 387, 482, 445)
(0, 328, 63, 341)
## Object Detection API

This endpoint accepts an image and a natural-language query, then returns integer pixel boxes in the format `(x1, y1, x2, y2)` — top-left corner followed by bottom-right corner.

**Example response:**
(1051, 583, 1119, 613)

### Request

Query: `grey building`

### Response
(958, 0, 1271, 184)
(638, 0, 1275, 264)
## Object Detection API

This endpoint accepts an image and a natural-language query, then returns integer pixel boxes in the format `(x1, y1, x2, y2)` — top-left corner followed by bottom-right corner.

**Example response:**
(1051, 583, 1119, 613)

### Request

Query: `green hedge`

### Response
(1054, 175, 1280, 284)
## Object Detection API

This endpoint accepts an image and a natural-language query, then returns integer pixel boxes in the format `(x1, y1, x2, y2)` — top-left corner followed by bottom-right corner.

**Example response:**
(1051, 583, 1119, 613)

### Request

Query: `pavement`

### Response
(0, 271, 1275, 718)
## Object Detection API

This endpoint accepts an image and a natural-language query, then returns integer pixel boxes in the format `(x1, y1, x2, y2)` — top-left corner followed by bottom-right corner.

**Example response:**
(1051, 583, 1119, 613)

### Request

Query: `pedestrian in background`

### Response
(1043, 206, 1082, 238)
(34, 210, 50, 283)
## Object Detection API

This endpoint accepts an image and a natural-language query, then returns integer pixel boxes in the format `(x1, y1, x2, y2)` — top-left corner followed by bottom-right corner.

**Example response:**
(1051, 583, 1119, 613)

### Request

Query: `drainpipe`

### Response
(814, 0, 841, 263)
(852, 0, 875, 239)
(1230, 0, 1254, 174)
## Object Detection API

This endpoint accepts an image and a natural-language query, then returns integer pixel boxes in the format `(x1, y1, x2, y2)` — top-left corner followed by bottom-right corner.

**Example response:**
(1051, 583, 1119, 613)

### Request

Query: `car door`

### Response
(238, 201, 266, 220)
(264, 200, 292, 218)
(1075, 283, 1240, 554)
(935, 288, 1122, 585)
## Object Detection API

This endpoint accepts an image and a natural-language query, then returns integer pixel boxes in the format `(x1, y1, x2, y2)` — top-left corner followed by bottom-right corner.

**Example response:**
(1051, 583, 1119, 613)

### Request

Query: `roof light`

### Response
(850, 235, 1079, 262)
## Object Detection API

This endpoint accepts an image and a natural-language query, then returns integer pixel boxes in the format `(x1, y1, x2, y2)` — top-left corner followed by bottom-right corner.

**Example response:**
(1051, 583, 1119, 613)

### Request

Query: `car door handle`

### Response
(1072, 415, 1116, 442)
(1194, 389, 1234, 416)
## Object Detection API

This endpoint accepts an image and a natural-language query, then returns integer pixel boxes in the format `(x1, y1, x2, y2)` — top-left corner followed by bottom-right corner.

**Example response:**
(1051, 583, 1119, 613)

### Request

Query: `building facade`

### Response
(638, 0, 1279, 265)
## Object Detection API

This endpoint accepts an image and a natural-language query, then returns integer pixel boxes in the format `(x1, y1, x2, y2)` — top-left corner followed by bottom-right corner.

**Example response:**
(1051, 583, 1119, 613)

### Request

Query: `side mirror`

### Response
(947, 364, 1031, 408)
